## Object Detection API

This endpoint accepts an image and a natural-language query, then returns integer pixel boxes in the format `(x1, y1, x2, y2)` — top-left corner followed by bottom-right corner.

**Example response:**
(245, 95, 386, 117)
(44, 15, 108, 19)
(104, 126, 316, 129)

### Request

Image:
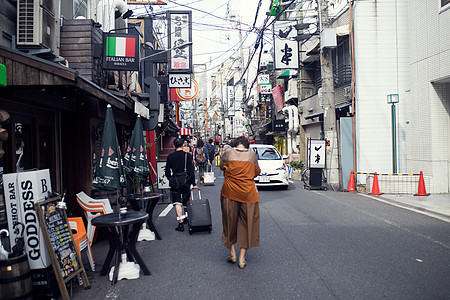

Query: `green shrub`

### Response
(290, 160, 305, 171)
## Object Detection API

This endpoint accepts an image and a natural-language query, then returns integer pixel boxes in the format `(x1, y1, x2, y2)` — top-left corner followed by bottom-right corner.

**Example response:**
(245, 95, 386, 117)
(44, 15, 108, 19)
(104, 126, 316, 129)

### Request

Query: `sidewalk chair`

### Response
(76, 191, 113, 246)
(68, 217, 95, 272)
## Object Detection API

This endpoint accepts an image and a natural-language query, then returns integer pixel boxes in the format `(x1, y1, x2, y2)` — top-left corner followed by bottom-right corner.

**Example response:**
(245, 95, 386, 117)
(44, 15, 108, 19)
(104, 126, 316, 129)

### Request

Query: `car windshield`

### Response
(252, 147, 282, 160)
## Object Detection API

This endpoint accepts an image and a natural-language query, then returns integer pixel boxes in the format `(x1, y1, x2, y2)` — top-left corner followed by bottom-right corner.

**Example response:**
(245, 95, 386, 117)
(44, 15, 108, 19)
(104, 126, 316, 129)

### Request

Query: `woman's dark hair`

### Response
(232, 136, 250, 149)
(173, 138, 185, 148)
(197, 138, 204, 148)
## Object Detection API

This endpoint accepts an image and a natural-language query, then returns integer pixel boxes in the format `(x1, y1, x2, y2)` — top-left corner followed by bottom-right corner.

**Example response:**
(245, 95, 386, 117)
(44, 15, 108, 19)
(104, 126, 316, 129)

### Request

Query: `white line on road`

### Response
(159, 204, 173, 217)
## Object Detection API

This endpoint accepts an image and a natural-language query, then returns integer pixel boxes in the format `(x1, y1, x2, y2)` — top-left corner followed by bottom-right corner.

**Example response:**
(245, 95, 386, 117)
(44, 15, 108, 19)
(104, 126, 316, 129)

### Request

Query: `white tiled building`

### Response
(406, 1, 450, 193)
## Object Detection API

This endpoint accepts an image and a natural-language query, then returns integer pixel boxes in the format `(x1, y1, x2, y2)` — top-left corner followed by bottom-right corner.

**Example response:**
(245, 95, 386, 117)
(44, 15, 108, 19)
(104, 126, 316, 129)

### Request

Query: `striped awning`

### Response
(179, 128, 192, 136)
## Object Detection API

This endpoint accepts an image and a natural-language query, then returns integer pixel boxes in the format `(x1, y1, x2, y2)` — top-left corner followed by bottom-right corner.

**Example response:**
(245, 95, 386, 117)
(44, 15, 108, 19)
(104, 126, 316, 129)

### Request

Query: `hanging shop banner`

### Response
(308, 139, 326, 169)
(103, 33, 140, 71)
(273, 20, 299, 70)
(170, 78, 199, 101)
(167, 11, 193, 73)
(169, 73, 192, 88)
(272, 84, 284, 112)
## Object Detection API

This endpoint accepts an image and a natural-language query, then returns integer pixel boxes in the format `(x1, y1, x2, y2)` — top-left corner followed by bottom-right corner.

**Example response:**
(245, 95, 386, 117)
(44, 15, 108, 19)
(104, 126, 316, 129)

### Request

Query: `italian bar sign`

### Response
(103, 33, 140, 71)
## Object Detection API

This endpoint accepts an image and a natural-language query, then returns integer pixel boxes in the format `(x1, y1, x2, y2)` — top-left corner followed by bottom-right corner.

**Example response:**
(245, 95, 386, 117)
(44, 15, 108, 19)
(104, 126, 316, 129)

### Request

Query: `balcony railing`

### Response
(333, 65, 352, 87)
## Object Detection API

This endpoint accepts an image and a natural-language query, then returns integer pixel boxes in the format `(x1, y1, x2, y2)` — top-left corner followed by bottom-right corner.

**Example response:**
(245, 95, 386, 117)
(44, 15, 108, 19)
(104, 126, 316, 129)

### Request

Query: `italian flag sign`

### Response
(106, 36, 136, 57)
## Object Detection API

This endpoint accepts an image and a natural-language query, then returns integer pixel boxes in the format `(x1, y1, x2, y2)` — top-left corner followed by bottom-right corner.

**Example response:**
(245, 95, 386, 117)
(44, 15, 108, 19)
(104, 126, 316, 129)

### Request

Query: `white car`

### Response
(250, 144, 289, 189)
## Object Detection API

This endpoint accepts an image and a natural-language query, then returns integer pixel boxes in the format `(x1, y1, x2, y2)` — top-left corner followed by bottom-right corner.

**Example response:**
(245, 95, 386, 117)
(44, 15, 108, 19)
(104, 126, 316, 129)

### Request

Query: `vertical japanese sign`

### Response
(167, 11, 192, 73)
(156, 161, 169, 189)
(273, 20, 299, 69)
(308, 139, 326, 169)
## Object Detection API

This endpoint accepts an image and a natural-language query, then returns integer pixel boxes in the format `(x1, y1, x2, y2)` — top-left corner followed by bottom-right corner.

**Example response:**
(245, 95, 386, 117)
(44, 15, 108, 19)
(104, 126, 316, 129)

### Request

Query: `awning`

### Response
(0, 45, 127, 110)
(336, 24, 350, 36)
(277, 69, 298, 78)
(179, 128, 192, 136)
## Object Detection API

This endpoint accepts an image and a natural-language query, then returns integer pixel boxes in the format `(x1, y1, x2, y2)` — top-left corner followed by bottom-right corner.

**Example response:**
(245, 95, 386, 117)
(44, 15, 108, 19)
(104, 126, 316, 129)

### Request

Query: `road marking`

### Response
(159, 204, 173, 217)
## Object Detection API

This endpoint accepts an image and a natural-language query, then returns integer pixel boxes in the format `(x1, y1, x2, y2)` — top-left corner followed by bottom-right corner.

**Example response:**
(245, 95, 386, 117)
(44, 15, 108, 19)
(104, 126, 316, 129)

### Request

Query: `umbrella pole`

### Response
(148, 161, 155, 192)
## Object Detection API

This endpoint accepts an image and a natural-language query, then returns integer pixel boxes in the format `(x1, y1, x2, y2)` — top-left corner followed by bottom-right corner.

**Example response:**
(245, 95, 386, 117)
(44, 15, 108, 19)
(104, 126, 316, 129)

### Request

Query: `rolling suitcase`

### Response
(187, 190, 212, 234)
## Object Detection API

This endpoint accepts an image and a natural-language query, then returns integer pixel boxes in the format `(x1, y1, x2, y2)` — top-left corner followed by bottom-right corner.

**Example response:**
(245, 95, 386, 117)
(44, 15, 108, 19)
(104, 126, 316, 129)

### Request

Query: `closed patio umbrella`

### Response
(124, 115, 150, 179)
(93, 104, 126, 191)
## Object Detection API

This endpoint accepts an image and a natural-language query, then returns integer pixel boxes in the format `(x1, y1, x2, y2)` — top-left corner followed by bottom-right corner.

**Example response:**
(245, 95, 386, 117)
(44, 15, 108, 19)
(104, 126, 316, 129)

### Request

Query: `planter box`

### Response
(291, 170, 302, 181)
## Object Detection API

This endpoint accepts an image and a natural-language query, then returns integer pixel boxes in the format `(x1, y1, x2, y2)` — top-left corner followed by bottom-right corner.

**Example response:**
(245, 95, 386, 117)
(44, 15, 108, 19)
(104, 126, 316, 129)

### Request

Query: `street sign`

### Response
(169, 73, 191, 88)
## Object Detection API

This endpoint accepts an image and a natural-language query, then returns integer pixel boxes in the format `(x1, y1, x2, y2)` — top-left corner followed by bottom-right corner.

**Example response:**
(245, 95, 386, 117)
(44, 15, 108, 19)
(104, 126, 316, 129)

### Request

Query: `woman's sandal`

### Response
(226, 255, 237, 263)
(238, 260, 246, 269)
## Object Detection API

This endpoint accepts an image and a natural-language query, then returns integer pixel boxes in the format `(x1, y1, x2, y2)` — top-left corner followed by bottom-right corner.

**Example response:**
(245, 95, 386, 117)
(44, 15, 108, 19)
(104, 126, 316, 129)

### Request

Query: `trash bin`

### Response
(0, 253, 32, 300)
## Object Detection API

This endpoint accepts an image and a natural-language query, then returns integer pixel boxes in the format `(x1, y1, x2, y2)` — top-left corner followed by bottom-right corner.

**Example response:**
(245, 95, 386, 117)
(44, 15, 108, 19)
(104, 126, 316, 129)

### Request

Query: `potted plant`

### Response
(290, 160, 305, 181)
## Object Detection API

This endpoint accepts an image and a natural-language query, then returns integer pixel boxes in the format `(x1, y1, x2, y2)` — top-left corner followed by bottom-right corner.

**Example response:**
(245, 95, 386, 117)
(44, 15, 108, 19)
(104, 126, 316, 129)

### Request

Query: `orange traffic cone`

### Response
(344, 170, 357, 193)
(414, 171, 430, 196)
(368, 172, 383, 196)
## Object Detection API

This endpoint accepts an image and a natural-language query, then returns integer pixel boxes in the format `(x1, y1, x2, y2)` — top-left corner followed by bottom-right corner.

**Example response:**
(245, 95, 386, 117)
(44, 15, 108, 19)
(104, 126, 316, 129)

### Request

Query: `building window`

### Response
(332, 37, 351, 88)
(74, 0, 87, 18)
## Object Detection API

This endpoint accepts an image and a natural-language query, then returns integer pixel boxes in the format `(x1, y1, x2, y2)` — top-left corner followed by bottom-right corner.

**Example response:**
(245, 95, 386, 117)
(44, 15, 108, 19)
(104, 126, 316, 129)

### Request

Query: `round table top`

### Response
(125, 192, 162, 202)
(92, 211, 148, 226)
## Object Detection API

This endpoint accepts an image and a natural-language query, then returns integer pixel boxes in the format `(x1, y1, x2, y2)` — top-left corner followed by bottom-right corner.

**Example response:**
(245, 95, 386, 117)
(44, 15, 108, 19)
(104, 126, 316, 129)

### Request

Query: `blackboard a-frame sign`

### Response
(35, 196, 90, 299)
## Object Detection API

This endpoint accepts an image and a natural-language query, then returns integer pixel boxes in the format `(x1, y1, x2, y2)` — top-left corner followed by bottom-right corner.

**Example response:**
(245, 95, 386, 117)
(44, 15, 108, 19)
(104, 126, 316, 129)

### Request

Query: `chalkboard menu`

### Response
(35, 196, 89, 300)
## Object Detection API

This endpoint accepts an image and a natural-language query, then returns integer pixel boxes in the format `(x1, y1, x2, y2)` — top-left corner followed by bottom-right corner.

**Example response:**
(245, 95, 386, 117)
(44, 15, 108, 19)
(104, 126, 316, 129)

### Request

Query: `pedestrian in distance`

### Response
(206, 138, 216, 167)
(165, 138, 198, 232)
(220, 136, 261, 269)
(182, 139, 191, 153)
(194, 138, 210, 184)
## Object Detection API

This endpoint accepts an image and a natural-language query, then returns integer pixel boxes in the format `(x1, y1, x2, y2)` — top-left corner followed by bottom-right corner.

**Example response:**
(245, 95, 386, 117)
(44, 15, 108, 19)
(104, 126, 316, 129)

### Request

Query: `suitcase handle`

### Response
(190, 189, 201, 201)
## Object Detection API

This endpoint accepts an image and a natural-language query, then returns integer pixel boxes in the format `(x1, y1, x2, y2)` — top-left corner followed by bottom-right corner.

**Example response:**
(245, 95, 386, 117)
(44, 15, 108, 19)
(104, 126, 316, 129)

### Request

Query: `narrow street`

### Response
(74, 168, 450, 299)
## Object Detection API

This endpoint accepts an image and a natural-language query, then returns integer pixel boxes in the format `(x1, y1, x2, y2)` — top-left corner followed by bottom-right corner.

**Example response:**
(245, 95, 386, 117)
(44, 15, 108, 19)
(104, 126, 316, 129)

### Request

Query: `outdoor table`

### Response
(125, 192, 163, 240)
(91, 211, 151, 285)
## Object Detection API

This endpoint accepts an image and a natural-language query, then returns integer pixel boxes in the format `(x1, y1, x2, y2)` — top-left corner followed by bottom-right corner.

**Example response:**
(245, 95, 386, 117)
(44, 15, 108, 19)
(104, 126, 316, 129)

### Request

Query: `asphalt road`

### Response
(72, 168, 450, 300)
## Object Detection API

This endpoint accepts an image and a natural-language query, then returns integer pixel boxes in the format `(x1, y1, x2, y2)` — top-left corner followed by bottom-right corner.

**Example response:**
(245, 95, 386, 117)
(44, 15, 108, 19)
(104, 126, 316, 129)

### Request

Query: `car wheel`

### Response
(281, 185, 289, 190)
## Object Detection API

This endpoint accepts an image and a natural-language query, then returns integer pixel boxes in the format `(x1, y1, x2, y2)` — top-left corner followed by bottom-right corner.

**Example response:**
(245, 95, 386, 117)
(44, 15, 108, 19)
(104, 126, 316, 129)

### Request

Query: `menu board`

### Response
(35, 196, 89, 300)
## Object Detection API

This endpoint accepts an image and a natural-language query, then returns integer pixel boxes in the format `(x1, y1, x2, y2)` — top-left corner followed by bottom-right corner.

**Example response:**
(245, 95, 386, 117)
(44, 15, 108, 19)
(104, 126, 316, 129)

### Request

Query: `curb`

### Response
(360, 193, 450, 223)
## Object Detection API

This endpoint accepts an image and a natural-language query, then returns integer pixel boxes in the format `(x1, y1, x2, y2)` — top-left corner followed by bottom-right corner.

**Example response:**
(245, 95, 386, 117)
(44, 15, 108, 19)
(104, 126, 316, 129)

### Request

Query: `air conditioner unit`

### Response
(285, 78, 298, 102)
(17, 0, 59, 56)
(344, 87, 352, 100)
